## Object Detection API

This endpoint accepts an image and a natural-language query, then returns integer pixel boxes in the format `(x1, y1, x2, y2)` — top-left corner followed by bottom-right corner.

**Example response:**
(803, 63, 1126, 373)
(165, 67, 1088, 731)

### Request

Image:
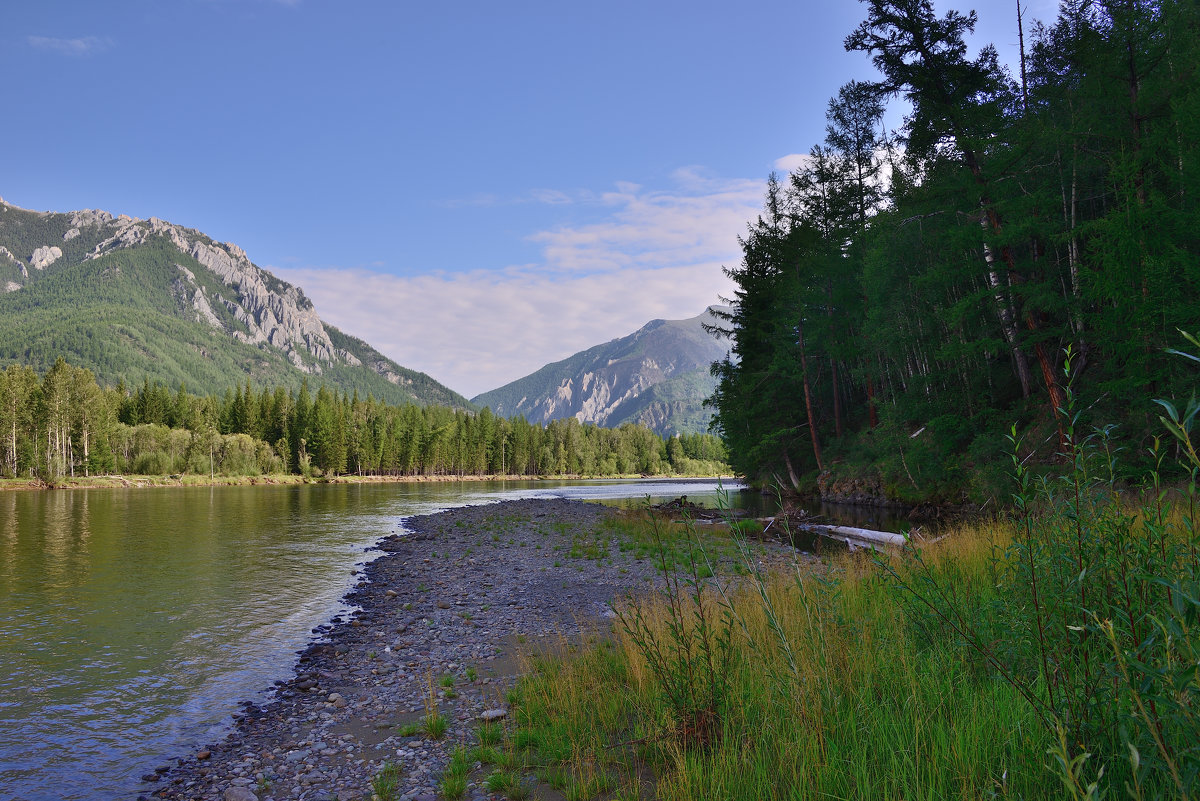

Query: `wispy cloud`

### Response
(441, 187, 591, 209)
(530, 175, 763, 275)
(272, 170, 764, 398)
(27, 35, 113, 56)
(773, 153, 812, 173)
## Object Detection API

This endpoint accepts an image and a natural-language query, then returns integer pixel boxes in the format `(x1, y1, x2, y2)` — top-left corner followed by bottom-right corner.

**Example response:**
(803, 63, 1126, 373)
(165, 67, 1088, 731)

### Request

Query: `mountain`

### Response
(471, 308, 729, 436)
(0, 197, 468, 407)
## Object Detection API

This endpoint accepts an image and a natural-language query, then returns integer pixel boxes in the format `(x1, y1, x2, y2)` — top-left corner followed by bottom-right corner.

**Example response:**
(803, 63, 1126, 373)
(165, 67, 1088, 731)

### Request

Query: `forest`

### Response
(0, 358, 728, 481)
(709, 0, 1199, 502)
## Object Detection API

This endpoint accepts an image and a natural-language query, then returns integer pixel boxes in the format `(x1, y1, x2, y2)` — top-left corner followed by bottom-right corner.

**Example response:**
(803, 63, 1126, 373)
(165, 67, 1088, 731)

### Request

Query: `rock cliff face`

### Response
(472, 308, 729, 436)
(0, 197, 469, 408)
(61, 209, 341, 374)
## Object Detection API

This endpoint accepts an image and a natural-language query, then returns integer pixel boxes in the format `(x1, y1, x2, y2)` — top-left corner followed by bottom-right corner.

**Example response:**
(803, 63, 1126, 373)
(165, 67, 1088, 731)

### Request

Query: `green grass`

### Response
(439, 746, 471, 799)
(477, 720, 503, 746)
(502, 514, 1057, 801)
(370, 761, 401, 801)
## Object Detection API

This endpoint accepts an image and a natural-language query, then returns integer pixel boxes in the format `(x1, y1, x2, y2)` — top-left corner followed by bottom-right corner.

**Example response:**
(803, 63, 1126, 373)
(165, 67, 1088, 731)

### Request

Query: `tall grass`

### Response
(494, 339, 1200, 800)
(506, 513, 1052, 800)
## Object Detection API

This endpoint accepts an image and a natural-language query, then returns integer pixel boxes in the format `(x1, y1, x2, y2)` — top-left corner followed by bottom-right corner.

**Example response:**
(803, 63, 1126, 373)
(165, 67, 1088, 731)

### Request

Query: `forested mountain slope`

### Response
(0, 199, 467, 407)
(472, 308, 729, 436)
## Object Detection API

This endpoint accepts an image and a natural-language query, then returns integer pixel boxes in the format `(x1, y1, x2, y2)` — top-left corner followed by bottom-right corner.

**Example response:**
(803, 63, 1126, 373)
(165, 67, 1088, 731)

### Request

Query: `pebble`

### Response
(144, 498, 806, 801)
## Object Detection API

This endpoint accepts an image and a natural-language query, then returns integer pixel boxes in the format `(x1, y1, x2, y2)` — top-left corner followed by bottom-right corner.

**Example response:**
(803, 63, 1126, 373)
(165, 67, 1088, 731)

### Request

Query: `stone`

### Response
(223, 787, 259, 801)
(196, 749, 212, 760)
(478, 708, 507, 721)
(30, 245, 62, 270)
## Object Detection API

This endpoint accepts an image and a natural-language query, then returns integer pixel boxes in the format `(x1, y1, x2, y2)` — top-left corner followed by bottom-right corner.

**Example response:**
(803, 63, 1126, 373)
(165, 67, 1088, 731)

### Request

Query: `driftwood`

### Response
(764, 517, 909, 550)
(808, 524, 908, 549)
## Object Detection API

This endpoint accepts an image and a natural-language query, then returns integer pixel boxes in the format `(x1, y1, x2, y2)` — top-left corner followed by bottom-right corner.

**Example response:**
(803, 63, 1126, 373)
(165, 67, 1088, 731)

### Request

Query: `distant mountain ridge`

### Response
(0, 197, 468, 407)
(472, 308, 729, 436)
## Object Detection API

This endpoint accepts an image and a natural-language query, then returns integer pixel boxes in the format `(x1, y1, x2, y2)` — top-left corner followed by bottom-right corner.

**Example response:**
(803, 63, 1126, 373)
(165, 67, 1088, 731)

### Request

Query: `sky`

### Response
(3, 0, 1060, 398)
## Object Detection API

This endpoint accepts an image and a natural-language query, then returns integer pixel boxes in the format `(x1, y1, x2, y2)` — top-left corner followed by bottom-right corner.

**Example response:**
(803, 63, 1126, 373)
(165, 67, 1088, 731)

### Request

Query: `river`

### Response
(0, 478, 770, 801)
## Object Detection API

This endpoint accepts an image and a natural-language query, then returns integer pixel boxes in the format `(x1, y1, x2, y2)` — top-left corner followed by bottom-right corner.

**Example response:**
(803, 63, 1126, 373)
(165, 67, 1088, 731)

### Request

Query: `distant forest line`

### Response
(0, 358, 728, 481)
(710, 0, 1200, 501)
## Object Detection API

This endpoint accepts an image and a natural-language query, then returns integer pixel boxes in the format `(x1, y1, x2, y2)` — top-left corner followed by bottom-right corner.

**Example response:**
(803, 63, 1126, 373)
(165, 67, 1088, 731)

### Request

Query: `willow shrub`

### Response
(884, 344, 1200, 798)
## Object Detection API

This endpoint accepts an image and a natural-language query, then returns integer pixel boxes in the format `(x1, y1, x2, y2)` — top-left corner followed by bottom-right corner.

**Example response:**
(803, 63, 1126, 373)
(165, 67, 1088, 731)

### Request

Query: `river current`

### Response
(0, 478, 761, 801)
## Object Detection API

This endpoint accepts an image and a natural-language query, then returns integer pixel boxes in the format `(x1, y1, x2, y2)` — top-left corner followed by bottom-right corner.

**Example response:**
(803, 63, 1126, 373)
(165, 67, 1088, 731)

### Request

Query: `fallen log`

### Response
(807, 524, 907, 549)
(757, 519, 908, 550)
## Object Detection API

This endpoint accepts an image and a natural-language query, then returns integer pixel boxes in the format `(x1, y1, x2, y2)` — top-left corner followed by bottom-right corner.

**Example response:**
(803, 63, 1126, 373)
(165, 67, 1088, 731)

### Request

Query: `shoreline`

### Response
(0, 472, 737, 493)
(139, 498, 791, 801)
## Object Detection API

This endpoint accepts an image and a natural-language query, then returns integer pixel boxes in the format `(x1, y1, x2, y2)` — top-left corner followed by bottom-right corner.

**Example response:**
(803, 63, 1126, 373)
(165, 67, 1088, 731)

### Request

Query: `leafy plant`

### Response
(879, 346, 1200, 797)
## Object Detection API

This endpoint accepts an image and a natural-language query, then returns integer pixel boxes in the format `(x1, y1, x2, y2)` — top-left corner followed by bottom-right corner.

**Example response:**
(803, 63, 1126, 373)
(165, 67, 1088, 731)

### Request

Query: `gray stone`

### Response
(224, 787, 258, 801)
(30, 245, 62, 270)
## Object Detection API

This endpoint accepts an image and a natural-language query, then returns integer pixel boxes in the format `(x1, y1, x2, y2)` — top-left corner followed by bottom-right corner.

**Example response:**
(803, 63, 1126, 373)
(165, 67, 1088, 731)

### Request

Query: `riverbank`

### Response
(139, 498, 796, 801)
(0, 472, 737, 492)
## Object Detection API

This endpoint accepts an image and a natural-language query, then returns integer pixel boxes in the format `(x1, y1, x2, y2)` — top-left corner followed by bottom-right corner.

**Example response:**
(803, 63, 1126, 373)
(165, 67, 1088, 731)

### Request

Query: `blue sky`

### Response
(3, 0, 1059, 397)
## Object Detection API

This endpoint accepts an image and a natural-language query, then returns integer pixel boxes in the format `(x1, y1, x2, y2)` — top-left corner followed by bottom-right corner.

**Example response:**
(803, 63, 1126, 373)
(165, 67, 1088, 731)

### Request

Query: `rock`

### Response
(63, 227, 81, 241)
(223, 787, 258, 801)
(479, 708, 507, 721)
(196, 749, 212, 760)
(30, 245, 62, 270)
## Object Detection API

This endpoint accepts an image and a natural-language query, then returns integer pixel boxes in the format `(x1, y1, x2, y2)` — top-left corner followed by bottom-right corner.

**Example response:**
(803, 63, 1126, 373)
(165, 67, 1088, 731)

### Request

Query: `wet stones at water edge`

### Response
(141, 497, 805, 801)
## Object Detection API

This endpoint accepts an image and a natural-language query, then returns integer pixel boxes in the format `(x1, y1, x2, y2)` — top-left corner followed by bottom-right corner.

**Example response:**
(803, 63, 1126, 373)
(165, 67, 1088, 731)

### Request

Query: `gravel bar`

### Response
(140, 499, 675, 801)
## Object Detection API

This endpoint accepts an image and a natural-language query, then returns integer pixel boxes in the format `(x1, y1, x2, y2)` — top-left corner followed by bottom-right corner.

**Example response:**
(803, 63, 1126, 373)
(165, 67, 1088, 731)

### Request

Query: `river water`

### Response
(0, 478, 767, 801)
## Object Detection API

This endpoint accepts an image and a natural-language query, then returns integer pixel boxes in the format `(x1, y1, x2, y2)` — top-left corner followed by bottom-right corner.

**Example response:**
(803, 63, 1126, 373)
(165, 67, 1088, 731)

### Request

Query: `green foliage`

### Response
(711, 0, 1200, 500)
(879, 346, 1200, 798)
(0, 356, 727, 480)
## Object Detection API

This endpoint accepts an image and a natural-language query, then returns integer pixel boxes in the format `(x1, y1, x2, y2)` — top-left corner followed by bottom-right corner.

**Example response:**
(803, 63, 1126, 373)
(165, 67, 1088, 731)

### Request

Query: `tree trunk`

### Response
(980, 209, 1034, 397)
(783, 450, 802, 493)
(797, 318, 825, 472)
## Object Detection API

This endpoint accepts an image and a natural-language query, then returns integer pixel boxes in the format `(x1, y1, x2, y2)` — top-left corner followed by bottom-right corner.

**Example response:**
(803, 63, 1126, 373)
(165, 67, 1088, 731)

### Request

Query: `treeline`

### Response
(710, 0, 1199, 500)
(0, 358, 728, 480)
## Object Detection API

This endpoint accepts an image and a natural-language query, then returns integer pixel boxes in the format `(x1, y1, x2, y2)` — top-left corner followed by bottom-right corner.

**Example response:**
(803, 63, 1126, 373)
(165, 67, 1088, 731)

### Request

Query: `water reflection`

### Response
(0, 477, 903, 801)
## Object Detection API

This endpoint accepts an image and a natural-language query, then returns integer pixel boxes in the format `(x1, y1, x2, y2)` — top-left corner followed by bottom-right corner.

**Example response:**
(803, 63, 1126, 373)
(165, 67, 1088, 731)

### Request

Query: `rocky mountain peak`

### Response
(0, 196, 470, 409)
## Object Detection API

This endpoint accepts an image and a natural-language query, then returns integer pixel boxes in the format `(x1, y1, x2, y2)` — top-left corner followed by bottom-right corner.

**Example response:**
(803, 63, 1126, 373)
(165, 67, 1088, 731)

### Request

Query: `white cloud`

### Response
(773, 153, 812, 173)
(27, 35, 113, 56)
(272, 171, 764, 398)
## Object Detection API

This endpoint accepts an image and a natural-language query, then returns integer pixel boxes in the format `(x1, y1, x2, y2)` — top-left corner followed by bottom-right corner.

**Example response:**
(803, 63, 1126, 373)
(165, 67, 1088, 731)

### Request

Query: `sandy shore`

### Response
(139, 498, 780, 801)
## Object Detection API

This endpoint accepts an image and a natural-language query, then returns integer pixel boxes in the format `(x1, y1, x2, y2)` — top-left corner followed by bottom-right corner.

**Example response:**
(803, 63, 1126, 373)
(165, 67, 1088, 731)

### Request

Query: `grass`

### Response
(477, 720, 504, 746)
(370, 761, 401, 801)
(439, 746, 471, 799)
(492, 455, 1200, 801)
(499, 513, 1058, 800)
